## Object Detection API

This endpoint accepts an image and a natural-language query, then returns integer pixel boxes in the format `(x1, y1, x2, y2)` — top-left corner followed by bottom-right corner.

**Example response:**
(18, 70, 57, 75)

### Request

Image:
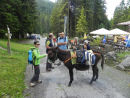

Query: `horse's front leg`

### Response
(90, 66, 96, 84)
(94, 66, 99, 81)
(68, 68, 74, 87)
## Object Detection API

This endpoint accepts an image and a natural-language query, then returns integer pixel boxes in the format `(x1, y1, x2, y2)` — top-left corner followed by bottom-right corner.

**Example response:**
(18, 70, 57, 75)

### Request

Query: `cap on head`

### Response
(49, 33, 53, 36)
(49, 33, 53, 37)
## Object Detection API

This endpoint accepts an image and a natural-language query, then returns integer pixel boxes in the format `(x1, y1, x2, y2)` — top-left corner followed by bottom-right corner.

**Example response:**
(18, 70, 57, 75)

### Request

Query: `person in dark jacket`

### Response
(46, 33, 54, 71)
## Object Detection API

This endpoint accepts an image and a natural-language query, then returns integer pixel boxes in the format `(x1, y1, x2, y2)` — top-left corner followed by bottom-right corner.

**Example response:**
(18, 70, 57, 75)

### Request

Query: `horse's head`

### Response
(48, 47, 58, 63)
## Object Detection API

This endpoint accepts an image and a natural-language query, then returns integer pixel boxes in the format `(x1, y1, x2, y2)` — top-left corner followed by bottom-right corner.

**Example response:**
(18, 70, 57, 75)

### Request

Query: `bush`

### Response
(90, 37, 102, 46)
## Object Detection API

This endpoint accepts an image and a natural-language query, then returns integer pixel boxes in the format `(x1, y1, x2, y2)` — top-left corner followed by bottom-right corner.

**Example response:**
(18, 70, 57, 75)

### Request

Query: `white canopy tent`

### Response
(117, 21, 130, 26)
(117, 21, 130, 33)
(90, 28, 110, 35)
(109, 28, 130, 35)
(90, 28, 130, 35)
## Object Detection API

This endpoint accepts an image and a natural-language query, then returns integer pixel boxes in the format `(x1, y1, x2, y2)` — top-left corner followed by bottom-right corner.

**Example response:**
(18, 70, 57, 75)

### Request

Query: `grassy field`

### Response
(0, 40, 32, 98)
(0, 40, 32, 53)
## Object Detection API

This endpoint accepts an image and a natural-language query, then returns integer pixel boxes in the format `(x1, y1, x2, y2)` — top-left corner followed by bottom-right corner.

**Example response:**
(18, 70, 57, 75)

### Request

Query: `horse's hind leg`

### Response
(90, 66, 96, 84)
(68, 69, 74, 87)
(94, 67, 98, 81)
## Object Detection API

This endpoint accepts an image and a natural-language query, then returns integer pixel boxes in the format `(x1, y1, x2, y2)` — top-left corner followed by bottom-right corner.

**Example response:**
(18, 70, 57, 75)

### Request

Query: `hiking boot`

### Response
(37, 80, 42, 83)
(30, 82, 36, 87)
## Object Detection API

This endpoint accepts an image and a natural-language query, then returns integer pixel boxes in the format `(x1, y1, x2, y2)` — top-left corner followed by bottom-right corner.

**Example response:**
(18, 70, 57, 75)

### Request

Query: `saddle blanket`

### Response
(85, 50, 96, 65)
(70, 51, 77, 64)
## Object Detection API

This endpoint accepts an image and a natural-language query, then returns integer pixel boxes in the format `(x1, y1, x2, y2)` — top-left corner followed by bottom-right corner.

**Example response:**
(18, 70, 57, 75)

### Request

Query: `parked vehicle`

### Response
(28, 35, 36, 39)
(37, 36, 40, 40)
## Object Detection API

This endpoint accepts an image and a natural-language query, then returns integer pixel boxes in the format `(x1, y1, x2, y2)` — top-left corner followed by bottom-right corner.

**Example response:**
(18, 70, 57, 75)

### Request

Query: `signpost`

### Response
(6, 25, 12, 55)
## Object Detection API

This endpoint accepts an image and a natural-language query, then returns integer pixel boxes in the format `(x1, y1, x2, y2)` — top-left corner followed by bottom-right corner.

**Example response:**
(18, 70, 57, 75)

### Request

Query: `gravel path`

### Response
(24, 37, 130, 98)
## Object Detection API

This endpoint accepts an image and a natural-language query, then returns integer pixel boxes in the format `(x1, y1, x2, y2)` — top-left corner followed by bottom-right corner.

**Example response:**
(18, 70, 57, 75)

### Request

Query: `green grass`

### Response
(0, 40, 32, 98)
(0, 39, 32, 53)
(117, 51, 130, 61)
(106, 51, 130, 68)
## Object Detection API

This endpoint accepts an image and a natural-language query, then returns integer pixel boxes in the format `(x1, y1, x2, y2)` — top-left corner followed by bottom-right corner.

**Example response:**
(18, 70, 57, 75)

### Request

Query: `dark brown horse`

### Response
(47, 47, 104, 86)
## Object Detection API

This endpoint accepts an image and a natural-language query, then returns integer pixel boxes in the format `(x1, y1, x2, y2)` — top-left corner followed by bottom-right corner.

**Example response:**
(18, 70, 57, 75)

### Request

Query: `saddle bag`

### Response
(76, 50, 84, 64)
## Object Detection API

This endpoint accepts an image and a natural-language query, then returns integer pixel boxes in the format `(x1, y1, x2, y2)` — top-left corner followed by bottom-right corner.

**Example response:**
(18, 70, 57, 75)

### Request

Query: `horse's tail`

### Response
(101, 53, 104, 70)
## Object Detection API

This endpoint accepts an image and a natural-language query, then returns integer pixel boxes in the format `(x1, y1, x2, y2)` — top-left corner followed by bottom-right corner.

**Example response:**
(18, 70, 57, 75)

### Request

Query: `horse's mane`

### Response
(57, 47, 70, 55)
(92, 49, 101, 54)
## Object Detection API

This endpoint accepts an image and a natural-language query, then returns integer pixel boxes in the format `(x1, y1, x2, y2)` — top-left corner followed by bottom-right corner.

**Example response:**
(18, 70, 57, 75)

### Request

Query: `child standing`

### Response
(30, 41, 47, 87)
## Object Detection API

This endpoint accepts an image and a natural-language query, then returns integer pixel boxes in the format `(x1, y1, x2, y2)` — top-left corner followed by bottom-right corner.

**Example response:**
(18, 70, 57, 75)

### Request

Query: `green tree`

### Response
(50, 0, 110, 37)
(112, 0, 130, 30)
(50, 1, 68, 36)
(0, 0, 37, 39)
(0, 0, 21, 38)
(76, 7, 88, 37)
(36, 0, 54, 34)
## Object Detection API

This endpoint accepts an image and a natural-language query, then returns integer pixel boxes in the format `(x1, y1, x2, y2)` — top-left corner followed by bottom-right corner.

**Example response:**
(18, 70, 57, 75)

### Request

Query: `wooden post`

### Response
(7, 25, 11, 55)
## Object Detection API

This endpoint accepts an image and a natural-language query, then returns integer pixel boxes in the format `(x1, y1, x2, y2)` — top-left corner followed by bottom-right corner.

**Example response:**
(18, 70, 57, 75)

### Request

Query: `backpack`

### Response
(64, 36, 68, 49)
(45, 38, 53, 53)
(57, 36, 68, 49)
(28, 48, 36, 65)
(76, 50, 84, 64)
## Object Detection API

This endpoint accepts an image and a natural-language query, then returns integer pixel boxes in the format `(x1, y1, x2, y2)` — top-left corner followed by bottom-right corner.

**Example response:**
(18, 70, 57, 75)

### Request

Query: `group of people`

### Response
(29, 32, 91, 87)
(30, 32, 68, 87)
(45, 32, 68, 71)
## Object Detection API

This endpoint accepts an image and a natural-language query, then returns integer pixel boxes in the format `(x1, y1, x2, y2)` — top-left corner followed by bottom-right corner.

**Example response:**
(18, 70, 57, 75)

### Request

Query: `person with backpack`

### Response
(46, 33, 54, 71)
(57, 32, 68, 50)
(30, 41, 47, 87)
(53, 35, 57, 47)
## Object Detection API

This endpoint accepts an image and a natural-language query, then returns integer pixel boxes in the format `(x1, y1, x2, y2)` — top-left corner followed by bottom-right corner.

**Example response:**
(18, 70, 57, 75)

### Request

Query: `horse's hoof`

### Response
(68, 84, 71, 87)
(89, 81, 93, 85)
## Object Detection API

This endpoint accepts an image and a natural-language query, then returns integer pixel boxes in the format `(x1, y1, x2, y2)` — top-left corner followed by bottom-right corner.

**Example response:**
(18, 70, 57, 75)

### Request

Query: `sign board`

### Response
(7, 25, 10, 34)
(6, 25, 12, 39)
(6, 25, 11, 54)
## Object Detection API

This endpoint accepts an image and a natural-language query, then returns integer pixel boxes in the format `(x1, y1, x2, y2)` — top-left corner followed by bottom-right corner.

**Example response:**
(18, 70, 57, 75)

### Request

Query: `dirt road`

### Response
(24, 37, 130, 98)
